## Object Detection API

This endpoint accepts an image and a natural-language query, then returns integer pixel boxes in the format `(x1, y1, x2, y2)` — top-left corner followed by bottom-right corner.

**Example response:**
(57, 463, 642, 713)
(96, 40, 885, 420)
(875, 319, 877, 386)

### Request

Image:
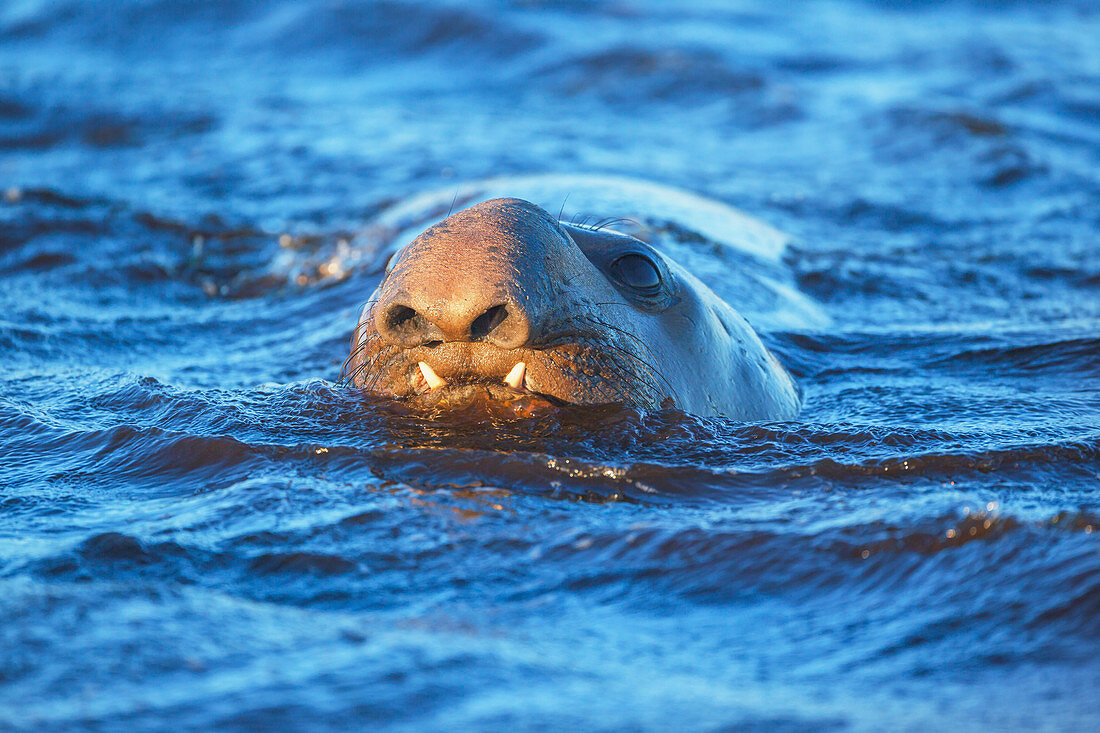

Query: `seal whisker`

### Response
(341, 347, 383, 387)
(341, 331, 393, 388)
(339, 350, 362, 383)
(557, 193, 571, 223)
(593, 340, 663, 403)
(339, 321, 374, 380)
(339, 331, 375, 383)
(591, 217, 639, 233)
(587, 315, 683, 406)
(340, 349, 373, 386)
(339, 295, 385, 383)
(339, 333, 373, 382)
(355, 341, 397, 390)
(603, 339, 674, 405)
(551, 312, 670, 403)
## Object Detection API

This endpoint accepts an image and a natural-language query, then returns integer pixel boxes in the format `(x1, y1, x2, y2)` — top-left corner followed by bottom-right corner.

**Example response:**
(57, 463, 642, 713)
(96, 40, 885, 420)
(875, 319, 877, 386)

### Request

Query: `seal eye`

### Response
(610, 253, 661, 292)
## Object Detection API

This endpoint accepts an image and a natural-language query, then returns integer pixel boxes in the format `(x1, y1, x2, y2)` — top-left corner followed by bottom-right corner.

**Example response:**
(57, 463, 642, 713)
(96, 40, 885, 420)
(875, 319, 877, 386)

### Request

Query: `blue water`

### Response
(2, 0, 1099, 729)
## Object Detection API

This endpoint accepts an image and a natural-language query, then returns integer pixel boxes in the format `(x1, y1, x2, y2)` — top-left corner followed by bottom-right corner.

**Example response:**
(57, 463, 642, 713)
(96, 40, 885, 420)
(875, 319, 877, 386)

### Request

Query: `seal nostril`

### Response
(385, 305, 429, 337)
(470, 304, 509, 341)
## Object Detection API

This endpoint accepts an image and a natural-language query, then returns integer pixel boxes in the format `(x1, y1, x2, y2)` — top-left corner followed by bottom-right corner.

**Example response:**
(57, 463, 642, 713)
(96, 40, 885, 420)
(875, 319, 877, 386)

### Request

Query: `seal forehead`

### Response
(415, 198, 562, 247)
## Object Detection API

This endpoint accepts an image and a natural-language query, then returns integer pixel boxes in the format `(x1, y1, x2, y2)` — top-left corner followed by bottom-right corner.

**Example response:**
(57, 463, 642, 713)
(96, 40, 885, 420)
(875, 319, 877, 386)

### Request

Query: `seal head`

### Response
(345, 198, 799, 419)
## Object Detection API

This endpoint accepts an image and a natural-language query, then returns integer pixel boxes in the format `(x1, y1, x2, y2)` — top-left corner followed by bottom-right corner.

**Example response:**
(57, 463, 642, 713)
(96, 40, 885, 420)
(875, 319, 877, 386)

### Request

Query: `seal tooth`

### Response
(504, 362, 526, 390)
(418, 361, 446, 390)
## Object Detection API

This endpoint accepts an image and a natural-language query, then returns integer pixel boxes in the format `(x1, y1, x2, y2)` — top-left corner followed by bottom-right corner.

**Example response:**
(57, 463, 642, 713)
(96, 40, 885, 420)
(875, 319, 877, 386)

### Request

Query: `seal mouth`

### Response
(406, 361, 565, 414)
(409, 360, 564, 407)
(415, 359, 526, 394)
(345, 333, 661, 410)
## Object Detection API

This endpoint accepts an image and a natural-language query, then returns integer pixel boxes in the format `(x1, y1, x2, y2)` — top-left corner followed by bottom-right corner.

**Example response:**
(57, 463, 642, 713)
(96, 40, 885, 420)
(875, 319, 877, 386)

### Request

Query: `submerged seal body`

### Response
(345, 197, 800, 419)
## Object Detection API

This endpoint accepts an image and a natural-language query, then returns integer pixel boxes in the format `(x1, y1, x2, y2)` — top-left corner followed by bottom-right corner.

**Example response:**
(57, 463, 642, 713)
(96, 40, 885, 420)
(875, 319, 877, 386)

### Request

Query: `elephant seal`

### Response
(343, 197, 800, 419)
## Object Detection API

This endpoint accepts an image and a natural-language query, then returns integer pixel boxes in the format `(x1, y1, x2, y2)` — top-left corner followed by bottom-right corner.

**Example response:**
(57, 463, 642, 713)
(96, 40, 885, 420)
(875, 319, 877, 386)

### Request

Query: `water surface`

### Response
(1, 0, 1099, 730)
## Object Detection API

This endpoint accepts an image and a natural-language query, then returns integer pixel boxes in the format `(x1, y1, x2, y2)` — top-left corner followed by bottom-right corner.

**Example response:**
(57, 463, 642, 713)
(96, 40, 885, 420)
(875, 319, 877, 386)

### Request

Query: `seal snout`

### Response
(372, 198, 565, 352)
(358, 198, 610, 404)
